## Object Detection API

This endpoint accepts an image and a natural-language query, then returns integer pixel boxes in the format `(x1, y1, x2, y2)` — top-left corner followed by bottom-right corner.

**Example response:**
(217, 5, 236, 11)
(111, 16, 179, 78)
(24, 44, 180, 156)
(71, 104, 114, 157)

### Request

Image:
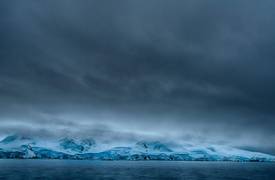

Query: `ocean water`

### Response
(0, 160, 274, 180)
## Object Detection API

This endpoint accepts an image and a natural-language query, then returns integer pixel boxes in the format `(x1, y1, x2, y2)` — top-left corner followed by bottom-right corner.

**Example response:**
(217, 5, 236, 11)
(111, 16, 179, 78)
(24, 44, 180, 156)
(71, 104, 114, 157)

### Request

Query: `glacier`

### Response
(0, 135, 274, 162)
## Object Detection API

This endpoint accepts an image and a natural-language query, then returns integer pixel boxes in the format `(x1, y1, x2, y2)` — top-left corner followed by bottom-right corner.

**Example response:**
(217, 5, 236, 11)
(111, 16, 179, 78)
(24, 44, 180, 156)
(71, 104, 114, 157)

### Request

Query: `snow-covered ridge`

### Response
(0, 135, 274, 161)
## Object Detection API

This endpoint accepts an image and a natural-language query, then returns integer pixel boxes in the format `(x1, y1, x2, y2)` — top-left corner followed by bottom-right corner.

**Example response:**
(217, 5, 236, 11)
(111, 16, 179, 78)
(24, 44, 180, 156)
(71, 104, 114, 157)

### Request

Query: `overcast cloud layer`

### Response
(1, 0, 275, 154)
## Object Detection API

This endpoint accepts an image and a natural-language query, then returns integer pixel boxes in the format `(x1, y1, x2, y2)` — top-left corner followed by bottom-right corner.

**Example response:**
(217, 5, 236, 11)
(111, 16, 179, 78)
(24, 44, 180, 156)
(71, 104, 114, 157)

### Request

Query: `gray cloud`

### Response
(1, 0, 275, 154)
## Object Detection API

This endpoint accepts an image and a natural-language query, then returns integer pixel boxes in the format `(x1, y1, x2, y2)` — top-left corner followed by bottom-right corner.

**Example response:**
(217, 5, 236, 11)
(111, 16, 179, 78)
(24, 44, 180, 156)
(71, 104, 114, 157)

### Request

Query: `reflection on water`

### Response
(0, 160, 274, 180)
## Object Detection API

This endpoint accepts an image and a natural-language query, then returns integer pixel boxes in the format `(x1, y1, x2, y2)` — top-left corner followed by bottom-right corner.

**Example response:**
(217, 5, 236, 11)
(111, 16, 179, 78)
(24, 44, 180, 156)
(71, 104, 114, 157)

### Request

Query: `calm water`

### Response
(0, 160, 274, 180)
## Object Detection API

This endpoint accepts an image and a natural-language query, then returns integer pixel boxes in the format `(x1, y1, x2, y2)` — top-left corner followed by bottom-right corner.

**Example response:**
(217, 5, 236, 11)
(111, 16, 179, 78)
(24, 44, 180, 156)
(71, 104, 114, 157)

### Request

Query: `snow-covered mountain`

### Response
(59, 137, 95, 153)
(0, 135, 274, 161)
(135, 141, 173, 153)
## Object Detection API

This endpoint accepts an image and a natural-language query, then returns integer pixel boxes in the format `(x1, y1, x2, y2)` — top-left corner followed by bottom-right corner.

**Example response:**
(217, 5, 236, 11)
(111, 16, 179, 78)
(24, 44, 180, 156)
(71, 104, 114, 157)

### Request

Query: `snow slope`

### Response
(0, 135, 274, 161)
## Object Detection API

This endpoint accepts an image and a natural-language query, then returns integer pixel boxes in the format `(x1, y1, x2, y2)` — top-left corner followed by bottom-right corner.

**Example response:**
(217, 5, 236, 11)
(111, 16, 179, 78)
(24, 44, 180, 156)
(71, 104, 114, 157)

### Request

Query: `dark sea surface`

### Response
(0, 160, 274, 180)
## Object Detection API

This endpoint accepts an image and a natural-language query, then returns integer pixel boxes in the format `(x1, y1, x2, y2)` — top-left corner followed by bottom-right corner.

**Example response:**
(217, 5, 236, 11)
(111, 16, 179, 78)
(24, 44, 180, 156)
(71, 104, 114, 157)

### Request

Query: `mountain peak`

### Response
(136, 141, 173, 152)
(59, 137, 95, 153)
(0, 135, 33, 144)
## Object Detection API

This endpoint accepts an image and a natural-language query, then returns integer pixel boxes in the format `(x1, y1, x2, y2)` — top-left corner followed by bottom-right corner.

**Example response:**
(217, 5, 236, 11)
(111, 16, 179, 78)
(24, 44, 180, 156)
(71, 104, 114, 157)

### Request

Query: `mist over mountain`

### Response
(1, 134, 274, 161)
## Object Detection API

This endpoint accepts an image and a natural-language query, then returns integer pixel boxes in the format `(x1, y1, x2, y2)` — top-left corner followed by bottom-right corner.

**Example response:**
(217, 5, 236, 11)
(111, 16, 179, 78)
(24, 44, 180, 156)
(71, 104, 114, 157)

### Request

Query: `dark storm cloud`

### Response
(1, 0, 275, 153)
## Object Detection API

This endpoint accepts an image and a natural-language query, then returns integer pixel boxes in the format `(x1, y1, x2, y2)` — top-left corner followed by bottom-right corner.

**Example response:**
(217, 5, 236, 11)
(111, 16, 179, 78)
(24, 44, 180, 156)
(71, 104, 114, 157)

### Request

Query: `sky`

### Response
(1, 0, 275, 154)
